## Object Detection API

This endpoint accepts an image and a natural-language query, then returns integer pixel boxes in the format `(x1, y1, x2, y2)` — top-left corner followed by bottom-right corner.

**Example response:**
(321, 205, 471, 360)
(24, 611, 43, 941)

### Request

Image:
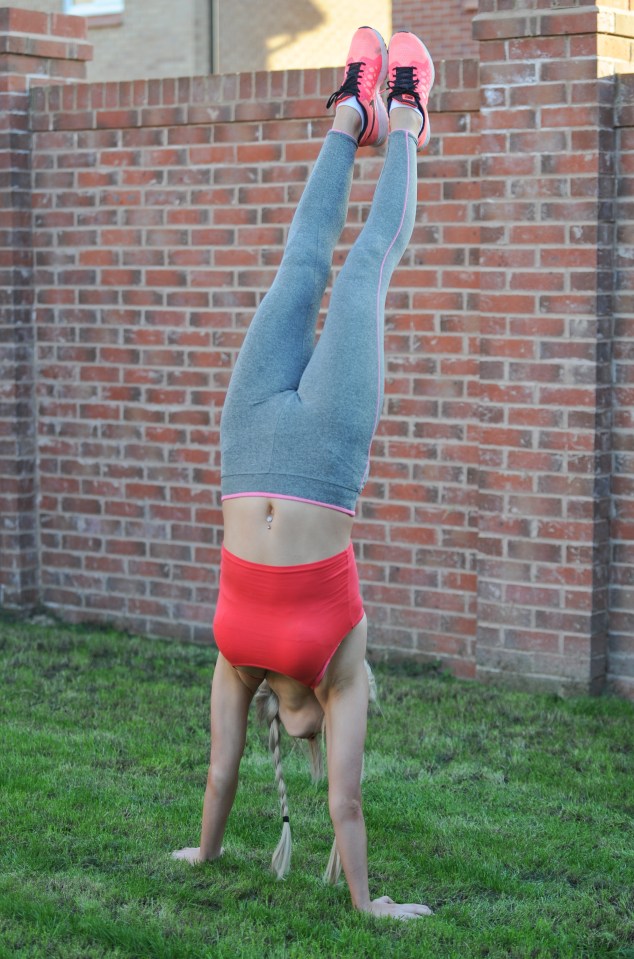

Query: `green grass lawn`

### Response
(1, 610, 633, 959)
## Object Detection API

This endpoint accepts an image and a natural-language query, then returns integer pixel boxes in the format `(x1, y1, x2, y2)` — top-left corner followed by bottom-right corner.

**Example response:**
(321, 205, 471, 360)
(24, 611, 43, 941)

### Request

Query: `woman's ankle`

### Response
(388, 104, 422, 137)
(332, 104, 362, 139)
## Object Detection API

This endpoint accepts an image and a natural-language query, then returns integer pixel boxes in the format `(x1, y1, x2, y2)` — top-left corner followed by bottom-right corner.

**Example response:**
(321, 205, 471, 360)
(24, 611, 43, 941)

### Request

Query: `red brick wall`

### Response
(0, 7, 90, 610)
(474, 3, 615, 694)
(471, 1, 633, 698)
(26, 62, 481, 670)
(392, 0, 479, 62)
(3, 5, 634, 697)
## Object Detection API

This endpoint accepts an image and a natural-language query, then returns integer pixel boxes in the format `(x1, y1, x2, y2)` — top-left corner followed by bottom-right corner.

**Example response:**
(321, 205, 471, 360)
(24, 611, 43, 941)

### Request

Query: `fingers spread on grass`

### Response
(171, 847, 201, 864)
(370, 896, 433, 919)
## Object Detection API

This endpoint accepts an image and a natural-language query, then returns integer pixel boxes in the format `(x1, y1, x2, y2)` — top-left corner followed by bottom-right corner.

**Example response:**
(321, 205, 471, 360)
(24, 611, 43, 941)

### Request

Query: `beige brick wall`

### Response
(218, 0, 392, 72)
(4, 0, 486, 82)
(13, 0, 211, 80)
(13, 0, 392, 79)
(86, 0, 209, 80)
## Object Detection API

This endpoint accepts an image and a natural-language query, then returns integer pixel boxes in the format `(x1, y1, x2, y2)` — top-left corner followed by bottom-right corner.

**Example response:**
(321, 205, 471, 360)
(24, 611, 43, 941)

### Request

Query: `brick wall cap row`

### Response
(0, 7, 87, 41)
(477, 0, 598, 12)
(0, 34, 92, 62)
(28, 65, 471, 132)
(473, 6, 634, 42)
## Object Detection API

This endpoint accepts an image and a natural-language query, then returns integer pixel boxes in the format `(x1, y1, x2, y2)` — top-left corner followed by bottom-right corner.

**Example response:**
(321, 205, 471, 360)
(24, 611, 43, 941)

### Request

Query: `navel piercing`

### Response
(266, 513, 273, 530)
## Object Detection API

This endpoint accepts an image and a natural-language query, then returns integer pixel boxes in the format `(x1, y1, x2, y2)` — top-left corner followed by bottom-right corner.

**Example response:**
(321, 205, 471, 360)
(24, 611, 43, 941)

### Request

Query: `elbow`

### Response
(207, 763, 237, 794)
(329, 793, 363, 827)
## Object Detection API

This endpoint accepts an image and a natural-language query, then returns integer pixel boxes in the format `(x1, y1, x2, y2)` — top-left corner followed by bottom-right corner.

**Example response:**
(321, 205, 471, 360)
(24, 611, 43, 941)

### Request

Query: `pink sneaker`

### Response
(387, 32, 435, 150)
(326, 26, 388, 148)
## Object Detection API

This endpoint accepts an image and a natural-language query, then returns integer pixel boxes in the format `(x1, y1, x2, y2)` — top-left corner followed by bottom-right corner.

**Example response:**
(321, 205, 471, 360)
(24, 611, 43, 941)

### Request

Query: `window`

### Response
(63, 0, 124, 15)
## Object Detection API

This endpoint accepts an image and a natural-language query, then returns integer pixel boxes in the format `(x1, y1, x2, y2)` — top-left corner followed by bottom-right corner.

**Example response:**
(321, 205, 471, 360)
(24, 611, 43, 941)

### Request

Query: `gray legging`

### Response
(220, 127, 418, 515)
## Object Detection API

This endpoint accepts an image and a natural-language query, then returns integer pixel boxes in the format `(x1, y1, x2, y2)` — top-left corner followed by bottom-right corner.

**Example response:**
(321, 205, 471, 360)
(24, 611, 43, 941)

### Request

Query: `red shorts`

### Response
(213, 544, 365, 688)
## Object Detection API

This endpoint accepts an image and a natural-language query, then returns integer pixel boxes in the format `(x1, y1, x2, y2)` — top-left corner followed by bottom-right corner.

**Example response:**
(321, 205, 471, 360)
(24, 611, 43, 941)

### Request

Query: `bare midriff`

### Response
(222, 495, 354, 566)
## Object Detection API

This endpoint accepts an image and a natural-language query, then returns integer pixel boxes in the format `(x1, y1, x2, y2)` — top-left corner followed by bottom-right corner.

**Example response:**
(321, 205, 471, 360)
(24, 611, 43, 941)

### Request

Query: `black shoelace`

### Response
(326, 61, 363, 109)
(387, 65, 423, 113)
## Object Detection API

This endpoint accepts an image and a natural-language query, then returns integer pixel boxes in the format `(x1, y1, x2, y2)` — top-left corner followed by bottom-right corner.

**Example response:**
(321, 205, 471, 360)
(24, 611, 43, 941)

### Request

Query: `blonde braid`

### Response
(253, 662, 378, 885)
(255, 681, 292, 878)
(307, 733, 325, 783)
(324, 836, 342, 884)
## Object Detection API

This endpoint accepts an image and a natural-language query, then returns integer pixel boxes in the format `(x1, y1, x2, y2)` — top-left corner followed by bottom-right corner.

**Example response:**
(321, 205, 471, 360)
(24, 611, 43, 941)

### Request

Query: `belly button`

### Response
(266, 504, 273, 530)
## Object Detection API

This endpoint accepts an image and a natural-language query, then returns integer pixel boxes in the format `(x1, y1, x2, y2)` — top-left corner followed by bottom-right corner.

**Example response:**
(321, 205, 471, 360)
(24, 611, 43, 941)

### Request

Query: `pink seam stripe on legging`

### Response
(361, 129, 412, 487)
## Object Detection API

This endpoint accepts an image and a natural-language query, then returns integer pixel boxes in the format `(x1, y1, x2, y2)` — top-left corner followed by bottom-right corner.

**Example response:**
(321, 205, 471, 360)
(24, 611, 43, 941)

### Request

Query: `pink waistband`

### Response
(221, 541, 355, 574)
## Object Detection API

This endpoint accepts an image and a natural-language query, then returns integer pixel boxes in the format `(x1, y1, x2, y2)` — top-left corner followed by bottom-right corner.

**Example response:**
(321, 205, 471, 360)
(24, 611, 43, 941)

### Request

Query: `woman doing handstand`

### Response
(173, 27, 435, 920)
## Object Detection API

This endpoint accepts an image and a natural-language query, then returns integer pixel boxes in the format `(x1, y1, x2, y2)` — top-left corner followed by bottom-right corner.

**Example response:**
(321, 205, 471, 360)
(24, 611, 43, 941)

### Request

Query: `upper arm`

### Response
(322, 662, 369, 806)
(209, 653, 257, 778)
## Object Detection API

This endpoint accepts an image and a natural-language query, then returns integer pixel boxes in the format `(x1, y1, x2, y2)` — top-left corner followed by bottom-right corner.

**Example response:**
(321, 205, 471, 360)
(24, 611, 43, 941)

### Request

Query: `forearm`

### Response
(331, 804, 372, 912)
(199, 767, 238, 860)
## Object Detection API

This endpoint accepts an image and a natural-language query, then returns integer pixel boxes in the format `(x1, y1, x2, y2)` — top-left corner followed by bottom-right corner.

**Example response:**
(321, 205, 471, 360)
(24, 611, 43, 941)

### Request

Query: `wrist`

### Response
(351, 891, 372, 912)
(199, 844, 223, 861)
(354, 901, 373, 914)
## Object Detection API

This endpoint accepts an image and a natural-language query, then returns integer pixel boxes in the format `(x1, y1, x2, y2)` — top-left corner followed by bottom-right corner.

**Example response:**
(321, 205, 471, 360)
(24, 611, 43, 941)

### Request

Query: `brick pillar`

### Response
(610, 69, 634, 697)
(473, 0, 633, 693)
(0, 8, 90, 610)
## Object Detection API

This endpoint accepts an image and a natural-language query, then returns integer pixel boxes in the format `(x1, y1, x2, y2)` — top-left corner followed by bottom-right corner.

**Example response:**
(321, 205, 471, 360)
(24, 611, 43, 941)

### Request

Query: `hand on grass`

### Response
(369, 895, 433, 920)
(171, 846, 224, 864)
(171, 846, 203, 864)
